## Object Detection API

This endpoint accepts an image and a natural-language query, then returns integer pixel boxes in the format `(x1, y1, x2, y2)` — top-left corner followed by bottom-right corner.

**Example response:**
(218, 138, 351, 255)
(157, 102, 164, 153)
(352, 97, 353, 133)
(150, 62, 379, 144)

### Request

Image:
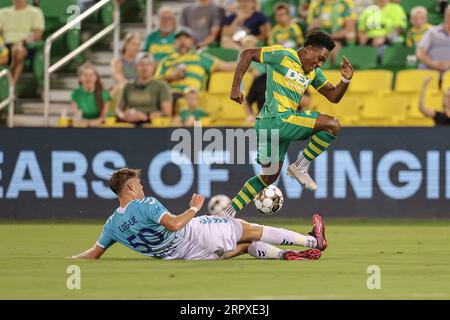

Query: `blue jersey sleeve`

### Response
(139, 197, 170, 224)
(96, 224, 116, 249)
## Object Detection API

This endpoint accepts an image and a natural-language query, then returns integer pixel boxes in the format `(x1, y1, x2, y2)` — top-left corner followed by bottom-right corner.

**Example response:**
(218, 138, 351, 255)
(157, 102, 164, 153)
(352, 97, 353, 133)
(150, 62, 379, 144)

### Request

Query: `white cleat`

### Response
(286, 164, 318, 191)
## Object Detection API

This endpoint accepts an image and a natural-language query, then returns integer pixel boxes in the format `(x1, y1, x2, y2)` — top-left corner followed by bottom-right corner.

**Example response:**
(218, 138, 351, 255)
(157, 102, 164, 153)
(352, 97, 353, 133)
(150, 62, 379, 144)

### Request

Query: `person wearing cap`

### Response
(117, 53, 172, 125)
(143, 6, 177, 61)
(155, 29, 236, 110)
(173, 87, 209, 126)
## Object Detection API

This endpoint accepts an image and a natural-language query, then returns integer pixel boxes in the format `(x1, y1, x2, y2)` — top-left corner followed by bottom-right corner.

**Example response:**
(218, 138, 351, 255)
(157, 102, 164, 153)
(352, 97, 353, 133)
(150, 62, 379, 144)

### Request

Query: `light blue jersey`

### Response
(96, 197, 186, 259)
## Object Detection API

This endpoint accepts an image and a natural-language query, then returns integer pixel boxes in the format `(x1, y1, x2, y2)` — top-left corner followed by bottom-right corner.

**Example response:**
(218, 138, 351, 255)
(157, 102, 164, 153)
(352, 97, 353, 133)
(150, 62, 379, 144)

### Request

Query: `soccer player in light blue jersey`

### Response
(70, 168, 327, 261)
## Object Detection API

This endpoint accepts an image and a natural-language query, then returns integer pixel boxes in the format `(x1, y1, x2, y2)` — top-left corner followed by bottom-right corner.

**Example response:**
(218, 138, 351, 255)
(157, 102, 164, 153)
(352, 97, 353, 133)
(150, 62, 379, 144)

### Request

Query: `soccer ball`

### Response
(254, 185, 284, 215)
(208, 194, 231, 215)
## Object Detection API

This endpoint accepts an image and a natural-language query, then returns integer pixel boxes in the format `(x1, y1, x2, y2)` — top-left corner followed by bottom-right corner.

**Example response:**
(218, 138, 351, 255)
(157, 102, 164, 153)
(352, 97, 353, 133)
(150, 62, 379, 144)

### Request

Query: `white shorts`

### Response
(164, 215, 244, 260)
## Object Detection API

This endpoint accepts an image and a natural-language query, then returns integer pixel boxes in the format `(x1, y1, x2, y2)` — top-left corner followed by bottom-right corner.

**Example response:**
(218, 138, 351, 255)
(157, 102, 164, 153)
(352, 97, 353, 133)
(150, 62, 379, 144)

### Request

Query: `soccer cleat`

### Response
(282, 249, 322, 260)
(308, 214, 327, 251)
(286, 164, 318, 191)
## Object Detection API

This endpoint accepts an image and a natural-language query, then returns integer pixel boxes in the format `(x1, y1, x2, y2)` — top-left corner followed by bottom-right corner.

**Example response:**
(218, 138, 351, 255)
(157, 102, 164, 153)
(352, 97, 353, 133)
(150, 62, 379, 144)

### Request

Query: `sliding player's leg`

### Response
(247, 241, 321, 260)
(237, 216, 327, 251)
(285, 112, 341, 191)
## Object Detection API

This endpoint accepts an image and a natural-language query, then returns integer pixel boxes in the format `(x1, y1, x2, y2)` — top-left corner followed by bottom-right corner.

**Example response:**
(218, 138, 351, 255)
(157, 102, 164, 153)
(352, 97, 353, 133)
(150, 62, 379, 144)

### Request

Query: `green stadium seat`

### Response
(400, 0, 438, 14)
(335, 46, 378, 69)
(381, 45, 417, 70)
(204, 48, 239, 62)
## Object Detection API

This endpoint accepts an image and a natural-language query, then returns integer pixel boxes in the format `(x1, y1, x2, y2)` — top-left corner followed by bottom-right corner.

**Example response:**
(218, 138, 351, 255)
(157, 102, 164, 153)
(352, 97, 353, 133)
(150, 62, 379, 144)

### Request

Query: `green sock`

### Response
(230, 175, 268, 212)
(302, 131, 336, 161)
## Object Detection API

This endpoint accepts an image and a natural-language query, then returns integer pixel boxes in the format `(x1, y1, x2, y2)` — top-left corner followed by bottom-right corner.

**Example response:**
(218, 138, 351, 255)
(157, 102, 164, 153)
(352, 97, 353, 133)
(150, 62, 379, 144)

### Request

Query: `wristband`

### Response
(189, 207, 199, 214)
(341, 77, 351, 84)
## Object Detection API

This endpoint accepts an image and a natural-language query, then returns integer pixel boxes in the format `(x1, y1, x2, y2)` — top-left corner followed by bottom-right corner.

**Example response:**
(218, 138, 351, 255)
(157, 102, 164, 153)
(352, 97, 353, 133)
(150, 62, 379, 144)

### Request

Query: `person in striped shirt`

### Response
(155, 29, 236, 110)
(221, 30, 353, 218)
(268, 3, 305, 48)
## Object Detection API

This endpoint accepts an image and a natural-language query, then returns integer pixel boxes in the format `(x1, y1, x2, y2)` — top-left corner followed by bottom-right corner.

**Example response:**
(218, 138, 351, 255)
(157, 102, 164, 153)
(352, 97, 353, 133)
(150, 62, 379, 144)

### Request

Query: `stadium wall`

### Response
(0, 128, 449, 219)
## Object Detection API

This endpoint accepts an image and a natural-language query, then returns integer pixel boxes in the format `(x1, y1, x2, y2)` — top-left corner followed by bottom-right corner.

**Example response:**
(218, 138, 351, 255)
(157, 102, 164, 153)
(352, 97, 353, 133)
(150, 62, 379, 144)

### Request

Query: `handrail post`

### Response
(7, 72, 14, 128)
(44, 40, 51, 127)
(113, 0, 121, 58)
(146, 0, 153, 35)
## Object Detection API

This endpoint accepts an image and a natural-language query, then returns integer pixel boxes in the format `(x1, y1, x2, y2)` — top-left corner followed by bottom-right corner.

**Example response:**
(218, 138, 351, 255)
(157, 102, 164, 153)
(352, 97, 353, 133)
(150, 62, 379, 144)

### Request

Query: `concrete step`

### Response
(19, 100, 68, 116)
(85, 50, 114, 65)
(50, 74, 114, 90)
(12, 114, 58, 127)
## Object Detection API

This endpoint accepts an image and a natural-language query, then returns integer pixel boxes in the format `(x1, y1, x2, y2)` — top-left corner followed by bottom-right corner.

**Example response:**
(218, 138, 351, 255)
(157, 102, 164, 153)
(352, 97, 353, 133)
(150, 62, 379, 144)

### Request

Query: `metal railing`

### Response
(146, 0, 153, 35)
(0, 69, 15, 128)
(44, 0, 121, 127)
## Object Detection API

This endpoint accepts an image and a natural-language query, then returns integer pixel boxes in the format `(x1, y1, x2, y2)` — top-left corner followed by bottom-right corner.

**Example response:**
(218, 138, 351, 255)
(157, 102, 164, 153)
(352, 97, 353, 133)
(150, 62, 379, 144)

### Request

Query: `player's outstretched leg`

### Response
(287, 114, 341, 191)
(221, 162, 283, 217)
(247, 242, 321, 260)
(238, 216, 327, 251)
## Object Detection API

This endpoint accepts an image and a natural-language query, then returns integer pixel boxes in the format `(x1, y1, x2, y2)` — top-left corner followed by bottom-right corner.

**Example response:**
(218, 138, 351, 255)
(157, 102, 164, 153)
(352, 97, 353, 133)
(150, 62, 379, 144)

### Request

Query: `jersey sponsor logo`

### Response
(285, 68, 311, 86)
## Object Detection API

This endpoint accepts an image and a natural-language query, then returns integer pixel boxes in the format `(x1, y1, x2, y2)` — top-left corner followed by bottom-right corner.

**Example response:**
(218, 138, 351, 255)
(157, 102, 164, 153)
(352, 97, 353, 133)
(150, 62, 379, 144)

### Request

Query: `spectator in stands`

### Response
(268, 3, 304, 48)
(117, 53, 172, 125)
(261, 0, 302, 21)
(180, 0, 224, 48)
(419, 77, 450, 125)
(416, 5, 450, 73)
(143, 6, 177, 62)
(173, 87, 209, 126)
(406, 6, 432, 48)
(358, 0, 407, 48)
(110, 33, 142, 113)
(307, 0, 357, 58)
(0, 0, 45, 83)
(156, 29, 236, 110)
(71, 63, 111, 127)
(221, 0, 271, 50)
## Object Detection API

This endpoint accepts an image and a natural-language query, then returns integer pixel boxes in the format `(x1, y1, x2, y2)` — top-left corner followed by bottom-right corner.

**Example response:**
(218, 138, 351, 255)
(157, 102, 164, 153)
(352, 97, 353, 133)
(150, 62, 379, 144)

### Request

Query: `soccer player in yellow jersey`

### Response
(221, 30, 353, 217)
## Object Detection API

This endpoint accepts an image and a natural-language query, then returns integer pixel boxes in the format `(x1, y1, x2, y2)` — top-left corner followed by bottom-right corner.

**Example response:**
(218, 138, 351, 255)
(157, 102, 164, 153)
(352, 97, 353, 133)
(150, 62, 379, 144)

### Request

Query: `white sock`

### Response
(261, 225, 317, 248)
(248, 241, 284, 259)
(293, 154, 310, 171)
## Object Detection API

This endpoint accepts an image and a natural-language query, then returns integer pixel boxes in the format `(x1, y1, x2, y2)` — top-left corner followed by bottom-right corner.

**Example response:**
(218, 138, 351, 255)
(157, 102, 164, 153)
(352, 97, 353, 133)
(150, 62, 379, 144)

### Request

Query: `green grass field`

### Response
(1, 219, 450, 300)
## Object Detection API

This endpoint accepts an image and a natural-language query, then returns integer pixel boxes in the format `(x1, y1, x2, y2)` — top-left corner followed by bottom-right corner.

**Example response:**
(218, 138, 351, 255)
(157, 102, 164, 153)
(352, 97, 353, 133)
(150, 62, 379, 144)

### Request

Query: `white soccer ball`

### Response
(254, 185, 284, 215)
(208, 194, 231, 215)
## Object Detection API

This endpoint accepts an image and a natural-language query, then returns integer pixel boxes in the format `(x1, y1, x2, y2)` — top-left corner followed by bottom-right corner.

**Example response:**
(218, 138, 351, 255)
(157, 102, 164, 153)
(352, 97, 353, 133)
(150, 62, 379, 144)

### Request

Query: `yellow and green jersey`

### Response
(406, 23, 432, 48)
(307, 0, 356, 34)
(258, 45, 328, 119)
(268, 21, 304, 48)
(155, 51, 219, 93)
(143, 30, 176, 61)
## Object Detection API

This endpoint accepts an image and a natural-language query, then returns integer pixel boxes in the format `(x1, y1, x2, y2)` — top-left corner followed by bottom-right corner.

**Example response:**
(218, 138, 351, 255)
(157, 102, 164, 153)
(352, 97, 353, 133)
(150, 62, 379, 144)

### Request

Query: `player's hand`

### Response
(340, 56, 353, 80)
(230, 87, 246, 104)
(189, 193, 205, 211)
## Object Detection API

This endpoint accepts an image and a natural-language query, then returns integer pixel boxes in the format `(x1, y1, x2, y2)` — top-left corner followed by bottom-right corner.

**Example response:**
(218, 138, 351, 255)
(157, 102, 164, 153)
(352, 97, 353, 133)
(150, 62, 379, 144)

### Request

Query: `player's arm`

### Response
(230, 48, 262, 104)
(318, 56, 353, 103)
(159, 193, 205, 231)
(68, 243, 106, 260)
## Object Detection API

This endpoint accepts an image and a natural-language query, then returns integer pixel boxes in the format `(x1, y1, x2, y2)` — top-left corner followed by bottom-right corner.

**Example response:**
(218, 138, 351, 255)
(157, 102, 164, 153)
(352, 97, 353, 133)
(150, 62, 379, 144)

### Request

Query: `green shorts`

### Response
(255, 111, 319, 165)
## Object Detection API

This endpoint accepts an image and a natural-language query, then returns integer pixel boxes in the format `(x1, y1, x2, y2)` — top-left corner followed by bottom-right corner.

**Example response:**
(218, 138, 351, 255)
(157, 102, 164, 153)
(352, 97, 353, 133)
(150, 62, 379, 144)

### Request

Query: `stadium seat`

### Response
(442, 71, 450, 91)
(335, 46, 378, 69)
(395, 70, 440, 93)
(349, 70, 394, 94)
(400, 0, 438, 14)
(381, 45, 417, 70)
(216, 99, 248, 122)
(204, 48, 239, 62)
(208, 72, 254, 95)
(322, 70, 341, 85)
(359, 96, 408, 126)
(402, 91, 443, 126)
(311, 93, 362, 126)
